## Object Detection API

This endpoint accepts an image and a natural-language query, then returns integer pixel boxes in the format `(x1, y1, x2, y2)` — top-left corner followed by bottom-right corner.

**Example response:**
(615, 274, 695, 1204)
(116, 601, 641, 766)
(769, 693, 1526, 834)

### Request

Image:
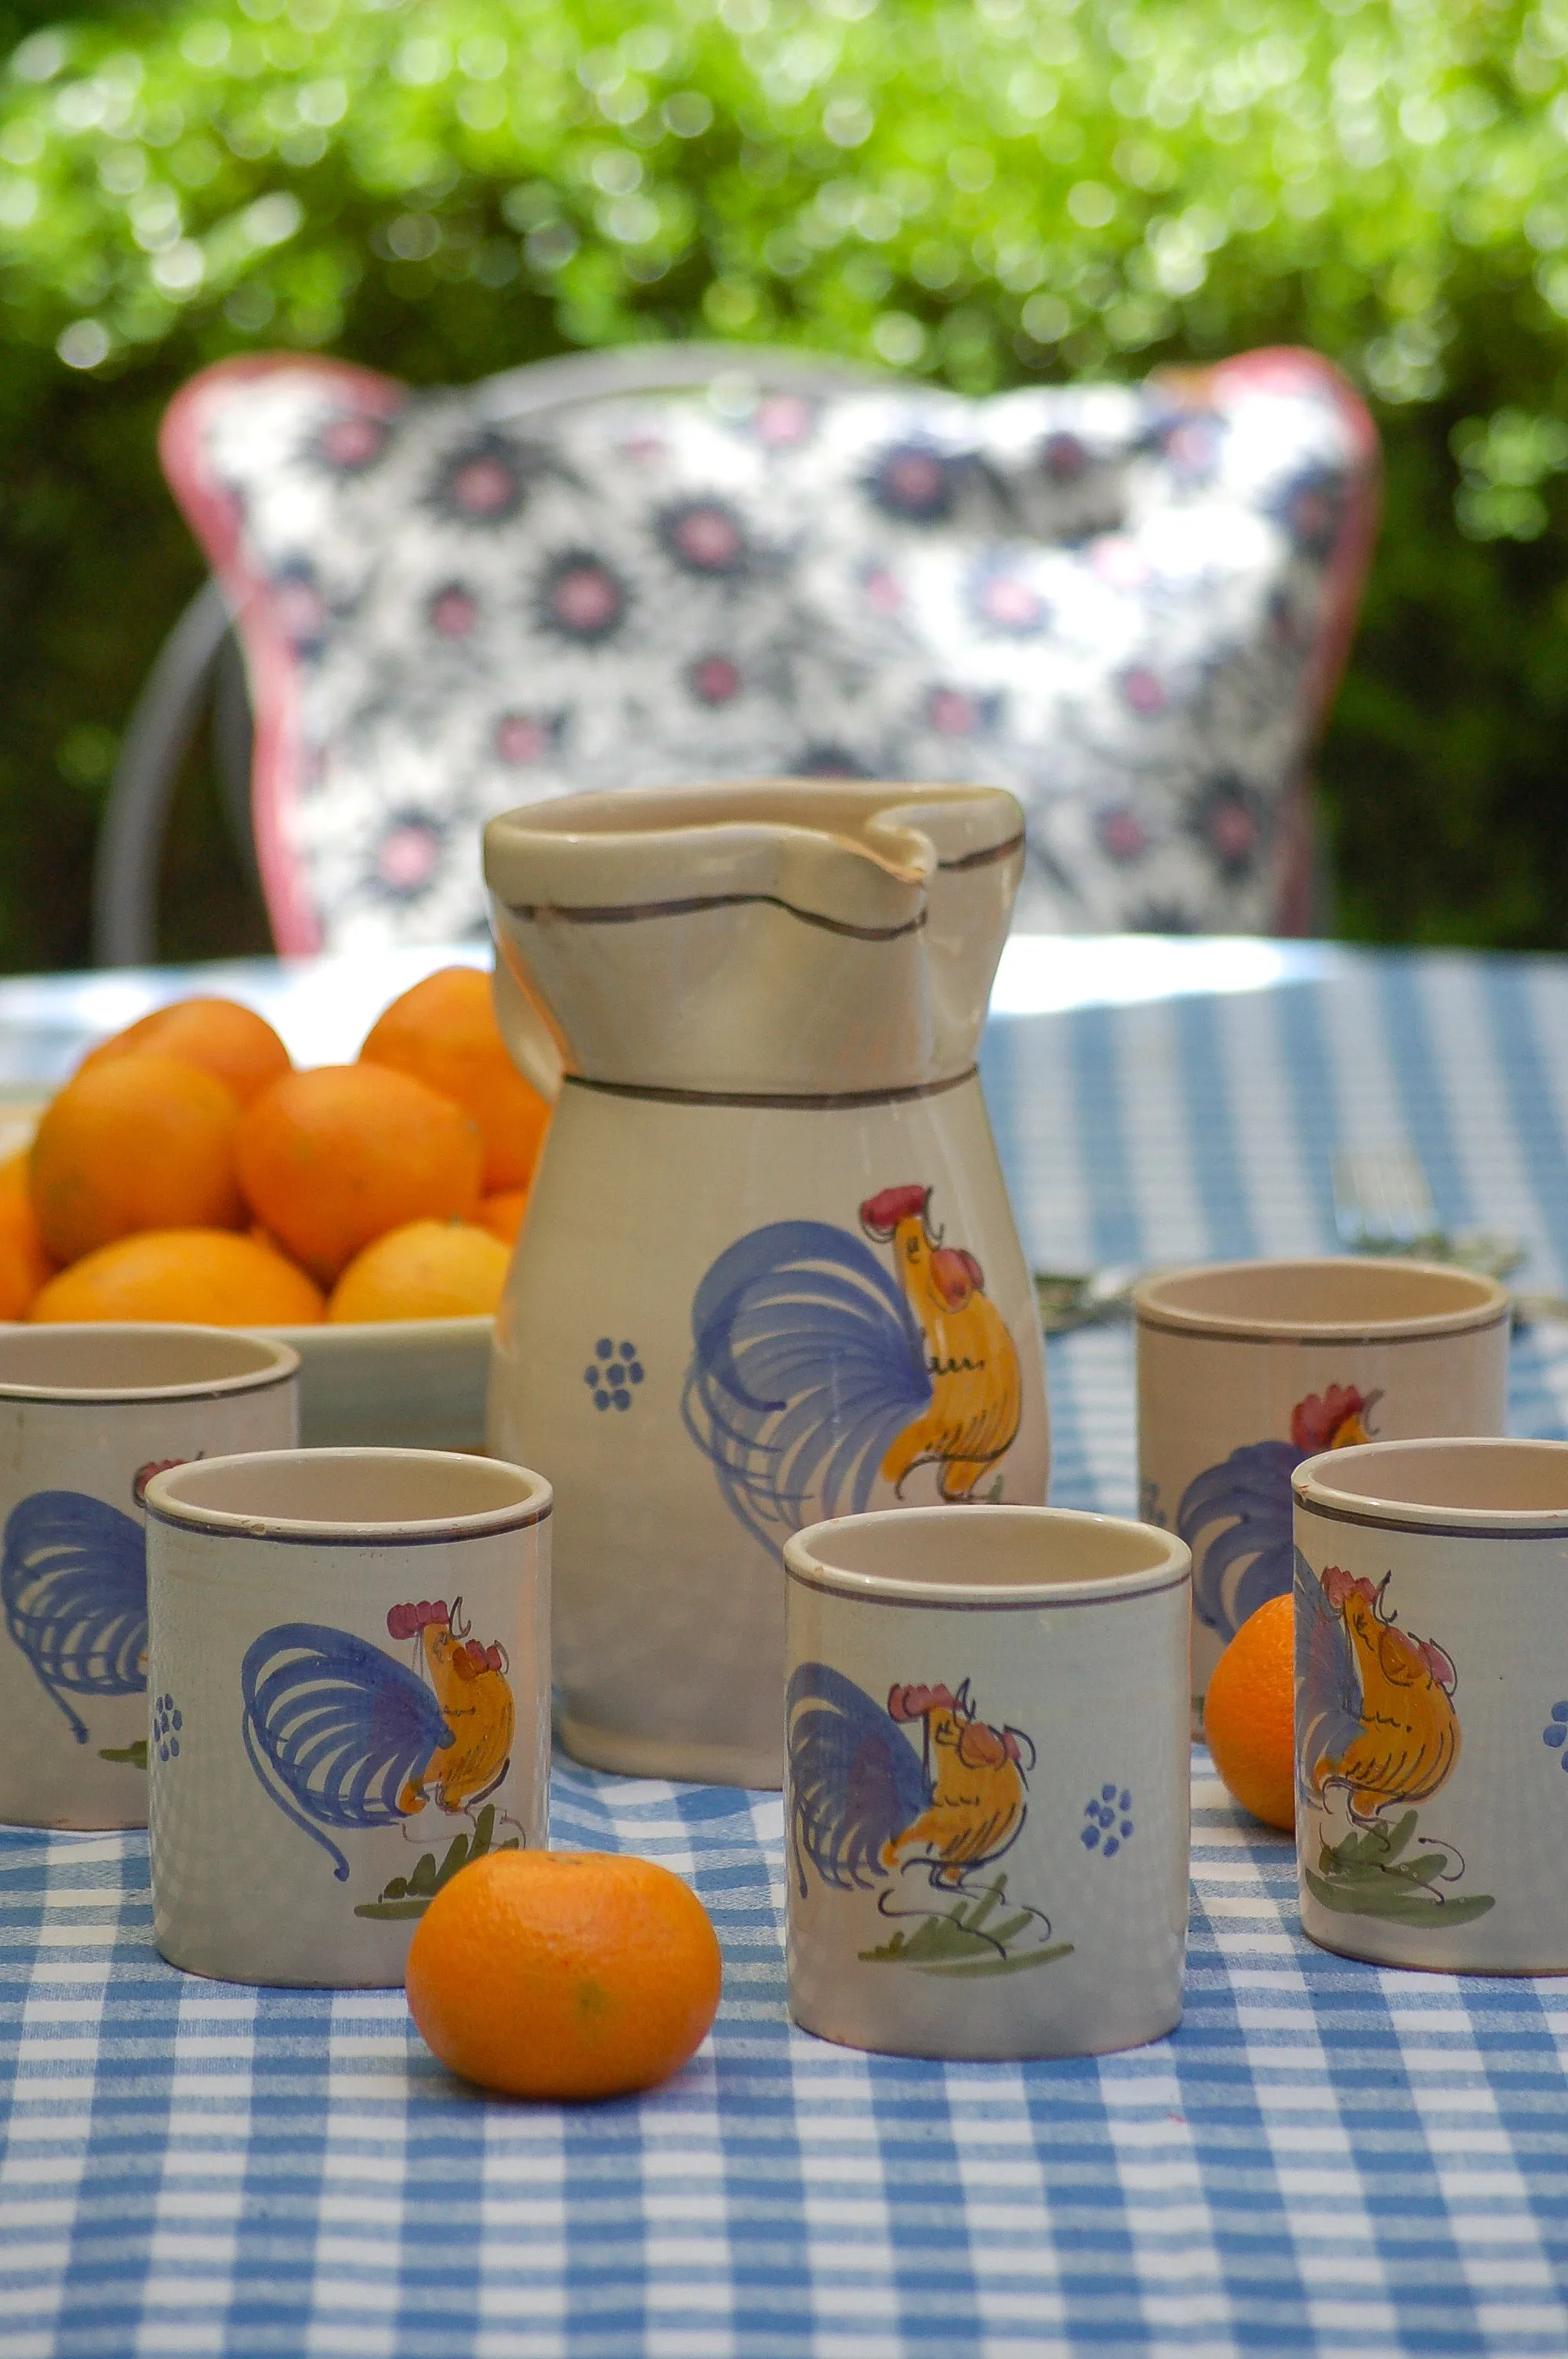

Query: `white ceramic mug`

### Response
(143, 1448, 552, 1986)
(1295, 1438, 1568, 1975)
(1134, 1259, 1509, 1717)
(782, 1505, 1191, 2060)
(0, 1325, 300, 1830)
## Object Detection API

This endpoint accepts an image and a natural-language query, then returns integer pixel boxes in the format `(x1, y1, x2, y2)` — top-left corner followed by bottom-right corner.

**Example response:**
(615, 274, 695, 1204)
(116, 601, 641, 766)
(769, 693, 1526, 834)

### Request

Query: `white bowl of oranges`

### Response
(0, 968, 549, 1448)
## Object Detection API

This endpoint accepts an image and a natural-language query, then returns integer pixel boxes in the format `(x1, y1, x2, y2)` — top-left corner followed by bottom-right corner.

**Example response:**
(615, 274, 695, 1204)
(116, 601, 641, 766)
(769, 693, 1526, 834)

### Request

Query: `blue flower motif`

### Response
(1081, 1785, 1134, 1856)
(1543, 1701, 1568, 1761)
(584, 1338, 644, 1412)
(152, 1690, 181, 1765)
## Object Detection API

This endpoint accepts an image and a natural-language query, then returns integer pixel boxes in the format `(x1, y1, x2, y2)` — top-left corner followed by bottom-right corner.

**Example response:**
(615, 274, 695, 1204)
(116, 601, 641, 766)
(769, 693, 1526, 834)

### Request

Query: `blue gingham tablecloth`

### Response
(9, 940, 1568, 2358)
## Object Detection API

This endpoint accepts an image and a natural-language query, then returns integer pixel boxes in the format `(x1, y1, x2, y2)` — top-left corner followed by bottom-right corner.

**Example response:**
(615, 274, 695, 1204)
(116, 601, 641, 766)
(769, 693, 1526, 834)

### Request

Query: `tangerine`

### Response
(1203, 1593, 1297, 1832)
(235, 1063, 484, 1285)
(30, 1227, 324, 1326)
(477, 1189, 528, 1245)
(359, 965, 550, 1191)
(405, 1849, 722, 2102)
(328, 1219, 510, 1323)
(0, 1150, 53, 1310)
(29, 1054, 244, 1266)
(79, 996, 291, 1107)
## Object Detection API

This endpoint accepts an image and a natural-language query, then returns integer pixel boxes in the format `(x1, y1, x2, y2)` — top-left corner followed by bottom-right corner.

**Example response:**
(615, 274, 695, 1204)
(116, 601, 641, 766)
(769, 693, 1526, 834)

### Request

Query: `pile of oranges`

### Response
(0, 966, 551, 1327)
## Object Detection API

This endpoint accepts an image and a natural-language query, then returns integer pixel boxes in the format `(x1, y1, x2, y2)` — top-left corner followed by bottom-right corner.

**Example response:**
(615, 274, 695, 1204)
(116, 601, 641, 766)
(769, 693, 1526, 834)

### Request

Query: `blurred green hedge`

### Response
(3, 0, 1568, 969)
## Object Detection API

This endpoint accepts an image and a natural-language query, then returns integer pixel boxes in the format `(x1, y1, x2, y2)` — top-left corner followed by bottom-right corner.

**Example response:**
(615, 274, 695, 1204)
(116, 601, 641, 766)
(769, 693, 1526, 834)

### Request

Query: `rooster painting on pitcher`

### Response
(684, 1183, 1024, 1544)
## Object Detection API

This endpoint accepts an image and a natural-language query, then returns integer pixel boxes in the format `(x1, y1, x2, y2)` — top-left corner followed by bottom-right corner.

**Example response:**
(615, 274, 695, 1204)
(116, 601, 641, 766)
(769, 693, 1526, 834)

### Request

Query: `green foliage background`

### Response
(2, 0, 1567, 969)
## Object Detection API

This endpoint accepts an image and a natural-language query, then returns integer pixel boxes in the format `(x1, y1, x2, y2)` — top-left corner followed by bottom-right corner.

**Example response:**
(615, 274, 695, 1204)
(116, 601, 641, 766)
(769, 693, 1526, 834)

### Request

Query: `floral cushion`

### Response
(162, 346, 1378, 955)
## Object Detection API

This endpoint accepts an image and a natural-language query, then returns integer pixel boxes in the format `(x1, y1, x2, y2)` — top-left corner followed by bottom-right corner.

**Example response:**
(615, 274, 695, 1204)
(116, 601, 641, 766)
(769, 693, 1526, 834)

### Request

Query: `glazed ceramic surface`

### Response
(1294, 1438, 1568, 1974)
(1134, 1259, 1508, 1717)
(782, 1505, 1191, 2060)
(258, 1315, 492, 1448)
(0, 1326, 299, 1830)
(485, 782, 1049, 1788)
(143, 1448, 550, 1987)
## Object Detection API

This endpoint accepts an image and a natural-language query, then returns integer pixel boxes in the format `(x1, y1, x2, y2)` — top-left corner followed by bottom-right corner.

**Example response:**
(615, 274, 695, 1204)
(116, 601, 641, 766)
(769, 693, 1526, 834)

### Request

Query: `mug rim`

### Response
(1132, 1255, 1508, 1344)
(0, 1323, 300, 1405)
(143, 1447, 552, 1546)
(1294, 1436, 1568, 1536)
(784, 1504, 1191, 1612)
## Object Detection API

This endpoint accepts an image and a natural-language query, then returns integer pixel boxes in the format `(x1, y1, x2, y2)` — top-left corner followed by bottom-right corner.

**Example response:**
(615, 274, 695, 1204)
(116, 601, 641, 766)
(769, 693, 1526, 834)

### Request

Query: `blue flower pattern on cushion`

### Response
(164, 349, 1378, 954)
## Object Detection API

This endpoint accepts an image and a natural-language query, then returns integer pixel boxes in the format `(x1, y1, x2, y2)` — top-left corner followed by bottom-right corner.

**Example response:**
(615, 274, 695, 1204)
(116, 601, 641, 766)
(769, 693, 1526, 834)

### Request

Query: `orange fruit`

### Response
(359, 965, 551, 1192)
(79, 996, 292, 1108)
(406, 1850, 722, 2102)
(0, 1227, 38, 1320)
(1204, 1594, 1296, 1832)
(328, 1219, 510, 1323)
(30, 1227, 324, 1326)
(29, 1054, 244, 1267)
(0, 1150, 54, 1311)
(478, 1188, 528, 1245)
(235, 1064, 484, 1285)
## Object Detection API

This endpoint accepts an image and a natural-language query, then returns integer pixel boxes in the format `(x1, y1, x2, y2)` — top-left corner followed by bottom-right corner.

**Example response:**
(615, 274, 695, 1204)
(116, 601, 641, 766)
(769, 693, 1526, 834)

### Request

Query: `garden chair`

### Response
(93, 339, 1378, 966)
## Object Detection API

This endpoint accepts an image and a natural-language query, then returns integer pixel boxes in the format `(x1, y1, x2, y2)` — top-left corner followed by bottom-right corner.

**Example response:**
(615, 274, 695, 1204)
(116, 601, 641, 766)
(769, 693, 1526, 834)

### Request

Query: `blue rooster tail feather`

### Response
(682, 1219, 931, 1549)
(1, 1490, 149, 1742)
(1177, 1439, 1301, 1638)
(1294, 1550, 1363, 1794)
(240, 1623, 453, 1879)
(241, 1690, 351, 1880)
(786, 1662, 931, 1896)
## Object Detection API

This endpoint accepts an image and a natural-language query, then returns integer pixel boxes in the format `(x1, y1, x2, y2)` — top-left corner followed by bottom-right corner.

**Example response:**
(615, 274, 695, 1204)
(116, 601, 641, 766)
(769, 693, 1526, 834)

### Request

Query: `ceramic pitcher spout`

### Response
(483, 780, 1025, 1100)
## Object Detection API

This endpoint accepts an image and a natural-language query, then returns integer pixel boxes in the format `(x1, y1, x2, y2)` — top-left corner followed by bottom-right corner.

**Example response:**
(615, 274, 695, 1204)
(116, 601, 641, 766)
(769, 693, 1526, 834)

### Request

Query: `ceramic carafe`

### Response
(484, 780, 1049, 1787)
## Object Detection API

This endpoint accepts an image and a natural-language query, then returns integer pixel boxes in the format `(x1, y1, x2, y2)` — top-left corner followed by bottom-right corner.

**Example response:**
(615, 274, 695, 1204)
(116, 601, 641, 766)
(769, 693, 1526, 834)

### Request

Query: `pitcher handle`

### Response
(491, 943, 564, 1105)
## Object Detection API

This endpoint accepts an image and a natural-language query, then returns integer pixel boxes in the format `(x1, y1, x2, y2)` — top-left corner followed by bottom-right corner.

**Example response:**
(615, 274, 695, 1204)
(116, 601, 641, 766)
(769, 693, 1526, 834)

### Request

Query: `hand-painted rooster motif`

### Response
(683, 1185, 1022, 1546)
(1, 1488, 149, 1742)
(241, 1598, 514, 1881)
(1297, 1555, 1458, 1819)
(1179, 1383, 1381, 1638)
(786, 1662, 1034, 1896)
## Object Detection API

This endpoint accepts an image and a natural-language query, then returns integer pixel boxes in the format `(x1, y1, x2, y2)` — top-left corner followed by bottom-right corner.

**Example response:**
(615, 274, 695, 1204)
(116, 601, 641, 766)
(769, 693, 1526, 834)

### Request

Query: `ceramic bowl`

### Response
(256, 1316, 492, 1449)
(0, 1096, 495, 1451)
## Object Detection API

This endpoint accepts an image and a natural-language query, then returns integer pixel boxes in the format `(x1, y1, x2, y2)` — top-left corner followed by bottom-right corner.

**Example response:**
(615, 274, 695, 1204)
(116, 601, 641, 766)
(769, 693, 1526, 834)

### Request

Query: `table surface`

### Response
(5, 938, 1568, 2359)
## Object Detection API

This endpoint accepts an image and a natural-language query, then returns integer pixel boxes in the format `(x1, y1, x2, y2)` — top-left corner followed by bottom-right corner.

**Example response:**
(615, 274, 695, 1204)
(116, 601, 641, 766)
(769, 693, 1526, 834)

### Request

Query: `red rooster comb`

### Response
(387, 1599, 451, 1641)
(861, 1184, 931, 1241)
(1290, 1385, 1379, 1452)
(887, 1681, 959, 1723)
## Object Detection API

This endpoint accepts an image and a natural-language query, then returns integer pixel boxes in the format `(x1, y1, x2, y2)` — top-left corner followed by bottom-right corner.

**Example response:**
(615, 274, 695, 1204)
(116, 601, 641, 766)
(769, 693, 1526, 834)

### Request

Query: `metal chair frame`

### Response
(90, 342, 882, 968)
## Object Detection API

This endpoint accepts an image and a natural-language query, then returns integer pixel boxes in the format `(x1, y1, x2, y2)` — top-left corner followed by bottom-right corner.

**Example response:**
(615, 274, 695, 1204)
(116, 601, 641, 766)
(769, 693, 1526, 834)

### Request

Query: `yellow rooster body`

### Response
(1310, 1566, 1458, 1819)
(861, 1188, 1022, 1503)
(394, 1605, 514, 1817)
(877, 1681, 1031, 1888)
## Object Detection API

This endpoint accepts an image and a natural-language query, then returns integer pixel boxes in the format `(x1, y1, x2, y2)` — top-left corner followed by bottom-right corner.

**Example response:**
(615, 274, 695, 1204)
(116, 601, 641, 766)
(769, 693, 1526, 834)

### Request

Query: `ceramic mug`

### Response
(1294, 1438, 1568, 1974)
(143, 1448, 552, 1986)
(782, 1504, 1191, 2060)
(1134, 1258, 1509, 1717)
(0, 1325, 300, 1830)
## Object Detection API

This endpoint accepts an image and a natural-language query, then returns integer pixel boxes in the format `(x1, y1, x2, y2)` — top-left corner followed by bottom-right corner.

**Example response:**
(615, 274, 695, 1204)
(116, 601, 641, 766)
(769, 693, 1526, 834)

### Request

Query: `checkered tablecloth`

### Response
(7, 942, 1568, 2358)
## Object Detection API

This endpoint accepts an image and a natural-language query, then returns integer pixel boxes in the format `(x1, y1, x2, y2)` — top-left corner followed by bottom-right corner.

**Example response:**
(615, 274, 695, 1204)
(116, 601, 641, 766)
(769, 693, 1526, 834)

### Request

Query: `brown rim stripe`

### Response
(145, 1499, 553, 1547)
(563, 1066, 976, 1112)
(1134, 1307, 1510, 1347)
(504, 891, 927, 943)
(785, 1561, 1190, 1611)
(1296, 1496, 1568, 1542)
(936, 830, 1026, 874)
